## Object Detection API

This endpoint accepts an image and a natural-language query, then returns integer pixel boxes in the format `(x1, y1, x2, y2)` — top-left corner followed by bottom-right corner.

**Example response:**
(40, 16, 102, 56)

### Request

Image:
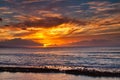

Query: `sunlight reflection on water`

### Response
(0, 72, 119, 80)
(0, 47, 120, 72)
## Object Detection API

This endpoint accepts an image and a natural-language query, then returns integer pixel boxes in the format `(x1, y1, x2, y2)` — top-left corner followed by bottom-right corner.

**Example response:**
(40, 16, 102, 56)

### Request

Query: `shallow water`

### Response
(0, 72, 119, 80)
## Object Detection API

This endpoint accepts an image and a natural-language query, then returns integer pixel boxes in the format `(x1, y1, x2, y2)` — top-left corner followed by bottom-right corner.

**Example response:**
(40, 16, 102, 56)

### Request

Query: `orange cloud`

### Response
(0, 5, 120, 47)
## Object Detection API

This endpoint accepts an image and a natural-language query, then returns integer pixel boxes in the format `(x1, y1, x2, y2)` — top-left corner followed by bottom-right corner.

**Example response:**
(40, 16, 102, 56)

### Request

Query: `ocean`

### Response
(0, 47, 120, 80)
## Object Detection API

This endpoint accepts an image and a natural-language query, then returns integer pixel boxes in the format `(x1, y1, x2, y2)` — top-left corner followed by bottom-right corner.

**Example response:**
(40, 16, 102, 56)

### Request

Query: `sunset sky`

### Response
(0, 0, 120, 47)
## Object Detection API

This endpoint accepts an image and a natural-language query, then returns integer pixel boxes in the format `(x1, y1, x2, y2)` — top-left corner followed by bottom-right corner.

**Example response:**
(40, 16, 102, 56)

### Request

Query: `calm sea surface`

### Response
(0, 47, 120, 80)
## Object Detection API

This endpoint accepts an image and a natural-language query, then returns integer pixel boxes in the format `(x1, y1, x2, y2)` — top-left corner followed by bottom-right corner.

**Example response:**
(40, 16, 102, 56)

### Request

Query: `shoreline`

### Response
(0, 66, 119, 77)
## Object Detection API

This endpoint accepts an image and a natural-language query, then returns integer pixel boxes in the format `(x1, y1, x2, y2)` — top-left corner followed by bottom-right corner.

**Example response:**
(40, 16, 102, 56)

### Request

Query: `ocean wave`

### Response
(0, 65, 119, 77)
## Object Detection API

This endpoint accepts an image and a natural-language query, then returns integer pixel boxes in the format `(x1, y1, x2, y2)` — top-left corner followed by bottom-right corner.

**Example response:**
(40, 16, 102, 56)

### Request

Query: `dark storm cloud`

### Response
(0, 18, 3, 22)
(0, 38, 43, 48)
(1, 0, 119, 26)
(101, 7, 120, 14)
(71, 39, 120, 47)
(79, 1, 120, 18)
(11, 17, 87, 29)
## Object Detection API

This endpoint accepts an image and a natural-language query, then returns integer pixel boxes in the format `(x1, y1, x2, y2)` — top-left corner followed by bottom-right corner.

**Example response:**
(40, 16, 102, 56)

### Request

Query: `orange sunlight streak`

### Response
(28, 23, 80, 47)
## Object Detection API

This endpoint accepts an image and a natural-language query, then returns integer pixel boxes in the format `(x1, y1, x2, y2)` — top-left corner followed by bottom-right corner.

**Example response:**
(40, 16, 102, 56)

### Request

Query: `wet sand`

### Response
(0, 72, 119, 80)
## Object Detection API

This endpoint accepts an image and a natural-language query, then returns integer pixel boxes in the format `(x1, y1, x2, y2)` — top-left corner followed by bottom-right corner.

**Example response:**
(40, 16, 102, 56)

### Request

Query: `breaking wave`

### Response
(0, 65, 119, 77)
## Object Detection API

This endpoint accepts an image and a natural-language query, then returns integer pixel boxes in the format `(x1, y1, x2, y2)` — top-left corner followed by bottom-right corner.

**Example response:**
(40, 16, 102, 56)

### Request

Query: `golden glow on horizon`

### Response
(25, 23, 79, 47)
(0, 16, 120, 47)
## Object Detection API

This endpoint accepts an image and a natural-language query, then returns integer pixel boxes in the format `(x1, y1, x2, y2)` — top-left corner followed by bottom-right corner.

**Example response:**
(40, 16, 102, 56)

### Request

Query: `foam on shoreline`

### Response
(0, 66, 119, 77)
